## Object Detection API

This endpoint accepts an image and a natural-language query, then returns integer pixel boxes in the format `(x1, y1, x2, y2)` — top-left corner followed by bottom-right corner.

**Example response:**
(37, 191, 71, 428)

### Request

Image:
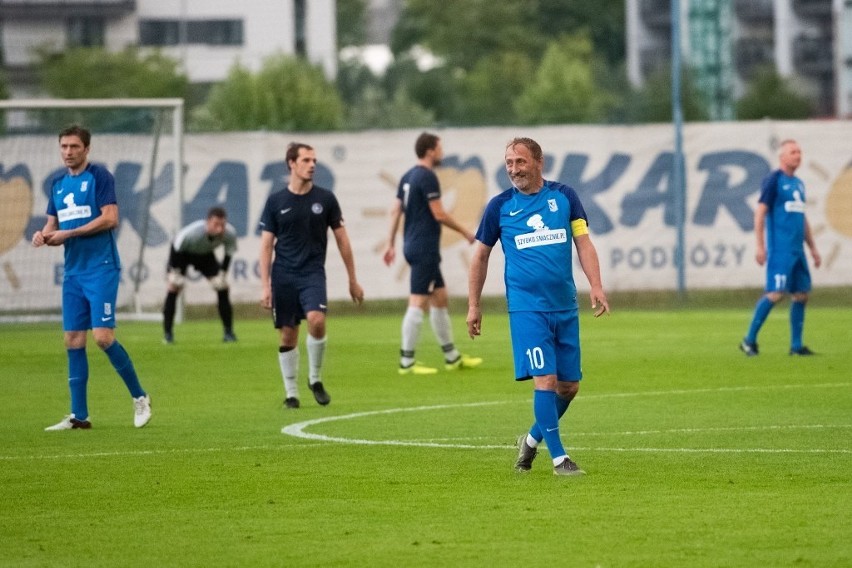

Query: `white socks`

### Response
(430, 307, 459, 363)
(278, 348, 300, 399)
(307, 334, 327, 385)
(401, 306, 424, 367)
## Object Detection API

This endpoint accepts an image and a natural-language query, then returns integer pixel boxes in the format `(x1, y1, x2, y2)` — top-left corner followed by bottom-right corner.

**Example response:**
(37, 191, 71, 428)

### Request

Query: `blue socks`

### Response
(530, 393, 571, 444)
(790, 301, 805, 350)
(104, 341, 145, 399)
(746, 296, 775, 344)
(67, 347, 89, 420)
(532, 390, 566, 460)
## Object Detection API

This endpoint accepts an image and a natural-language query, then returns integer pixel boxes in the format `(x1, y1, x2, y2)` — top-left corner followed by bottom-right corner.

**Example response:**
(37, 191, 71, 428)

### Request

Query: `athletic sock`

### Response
(278, 346, 300, 399)
(400, 306, 424, 367)
(532, 390, 566, 463)
(746, 296, 775, 344)
(306, 335, 327, 386)
(163, 291, 178, 335)
(790, 301, 806, 350)
(104, 341, 145, 399)
(67, 347, 89, 420)
(217, 289, 233, 333)
(430, 307, 459, 362)
(530, 393, 571, 445)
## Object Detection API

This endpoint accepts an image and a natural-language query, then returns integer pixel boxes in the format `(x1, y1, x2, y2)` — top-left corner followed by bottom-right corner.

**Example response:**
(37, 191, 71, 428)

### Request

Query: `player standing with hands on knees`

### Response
(383, 132, 482, 375)
(467, 137, 609, 476)
(740, 139, 821, 357)
(33, 124, 152, 430)
(162, 206, 238, 345)
(259, 142, 364, 408)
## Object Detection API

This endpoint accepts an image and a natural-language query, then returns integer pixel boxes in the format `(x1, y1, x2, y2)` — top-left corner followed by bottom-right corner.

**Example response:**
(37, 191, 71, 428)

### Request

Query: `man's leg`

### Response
(305, 311, 330, 405)
(278, 326, 300, 406)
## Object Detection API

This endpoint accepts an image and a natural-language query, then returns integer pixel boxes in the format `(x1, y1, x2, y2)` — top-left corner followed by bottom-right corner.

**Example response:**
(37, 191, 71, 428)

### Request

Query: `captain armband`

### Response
(570, 219, 589, 237)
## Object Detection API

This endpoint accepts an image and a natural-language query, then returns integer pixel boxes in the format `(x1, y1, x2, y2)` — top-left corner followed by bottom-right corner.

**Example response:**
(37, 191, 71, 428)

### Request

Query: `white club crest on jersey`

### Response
(57, 193, 92, 223)
(548, 198, 558, 212)
(311, 203, 323, 214)
(80, 181, 89, 192)
(784, 190, 806, 213)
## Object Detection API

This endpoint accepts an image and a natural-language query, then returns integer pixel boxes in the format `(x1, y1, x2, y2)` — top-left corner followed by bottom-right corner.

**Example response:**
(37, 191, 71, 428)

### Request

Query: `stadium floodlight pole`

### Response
(671, 0, 687, 298)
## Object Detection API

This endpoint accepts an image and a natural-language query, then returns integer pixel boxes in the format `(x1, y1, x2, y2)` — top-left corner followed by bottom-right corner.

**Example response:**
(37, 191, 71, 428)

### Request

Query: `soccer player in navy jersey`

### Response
(382, 132, 482, 375)
(162, 207, 238, 344)
(33, 125, 152, 430)
(740, 139, 821, 357)
(259, 142, 364, 408)
(467, 137, 609, 476)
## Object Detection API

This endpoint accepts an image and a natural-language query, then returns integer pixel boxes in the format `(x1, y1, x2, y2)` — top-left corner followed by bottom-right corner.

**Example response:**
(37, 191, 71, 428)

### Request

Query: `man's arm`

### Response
(803, 216, 821, 268)
(429, 199, 474, 243)
(382, 199, 403, 266)
(32, 216, 59, 247)
(259, 231, 275, 309)
(754, 202, 769, 266)
(574, 234, 610, 317)
(466, 241, 492, 338)
(41, 204, 118, 246)
(332, 226, 365, 304)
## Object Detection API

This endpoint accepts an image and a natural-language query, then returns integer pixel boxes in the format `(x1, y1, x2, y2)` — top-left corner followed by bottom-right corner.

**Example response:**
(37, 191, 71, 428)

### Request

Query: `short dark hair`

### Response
(207, 206, 227, 220)
(59, 124, 91, 147)
(506, 137, 543, 162)
(415, 132, 440, 159)
(286, 142, 314, 171)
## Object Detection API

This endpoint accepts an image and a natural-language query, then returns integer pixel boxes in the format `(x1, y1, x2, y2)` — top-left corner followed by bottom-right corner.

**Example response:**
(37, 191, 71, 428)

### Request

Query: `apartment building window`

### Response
(139, 19, 243, 47)
(67, 17, 105, 47)
(294, 0, 306, 55)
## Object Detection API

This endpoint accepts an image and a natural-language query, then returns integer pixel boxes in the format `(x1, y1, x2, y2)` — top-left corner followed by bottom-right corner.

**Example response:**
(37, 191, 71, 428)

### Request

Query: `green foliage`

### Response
(38, 47, 187, 99)
(1, 306, 850, 566)
(736, 67, 814, 120)
(383, 56, 465, 124)
(345, 84, 435, 129)
(457, 52, 535, 126)
(535, 0, 625, 66)
(192, 54, 343, 132)
(515, 35, 618, 124)
(336, 0, 368, 47)
(625, 68, 710, 123)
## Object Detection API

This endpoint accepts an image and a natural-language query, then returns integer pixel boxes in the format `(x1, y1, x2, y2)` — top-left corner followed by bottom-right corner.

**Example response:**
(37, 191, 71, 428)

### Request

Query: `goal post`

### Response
(0, 98, 184, 323)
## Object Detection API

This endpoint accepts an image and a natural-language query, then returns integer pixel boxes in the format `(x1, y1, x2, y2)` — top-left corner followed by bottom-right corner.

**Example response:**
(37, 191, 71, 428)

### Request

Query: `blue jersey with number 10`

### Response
(475, 181, 589, 313)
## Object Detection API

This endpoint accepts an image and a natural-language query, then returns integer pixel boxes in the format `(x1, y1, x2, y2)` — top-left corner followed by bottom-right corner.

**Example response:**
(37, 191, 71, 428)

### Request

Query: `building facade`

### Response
(626, 0, 852, 118)
(0, 0, 337, 97)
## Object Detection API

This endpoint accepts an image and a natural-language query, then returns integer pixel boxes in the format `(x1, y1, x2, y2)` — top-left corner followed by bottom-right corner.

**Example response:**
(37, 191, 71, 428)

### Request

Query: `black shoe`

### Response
(553, 456, 585, 477)
(163, 332, 174, 345)
(309, 382, 331, 406)
(789, 346, 815, 356)
(514, 433, 538, 472)
(284, 397, 300, 409)
(739, 339, 758, 356)
(223, 331, 237, 343)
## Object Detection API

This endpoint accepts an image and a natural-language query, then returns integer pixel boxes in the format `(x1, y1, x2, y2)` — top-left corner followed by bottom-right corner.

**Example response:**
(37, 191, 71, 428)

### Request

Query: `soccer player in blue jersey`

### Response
(740, 139, 821, 357)
(382, 132, 482, 375)
(259, 142, 364, 408)
(33, 125, 152, 430)
(162, 206, 238, 344)
(467, 137, 609, 476)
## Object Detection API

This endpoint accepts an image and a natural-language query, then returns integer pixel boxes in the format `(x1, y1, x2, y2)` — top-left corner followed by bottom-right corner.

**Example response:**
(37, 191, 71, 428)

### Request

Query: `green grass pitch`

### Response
(1, 303, 850, 567)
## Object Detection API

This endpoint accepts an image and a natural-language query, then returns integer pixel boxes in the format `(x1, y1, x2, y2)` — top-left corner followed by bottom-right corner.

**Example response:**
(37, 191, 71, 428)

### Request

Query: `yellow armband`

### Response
(570, 219, 589, 237)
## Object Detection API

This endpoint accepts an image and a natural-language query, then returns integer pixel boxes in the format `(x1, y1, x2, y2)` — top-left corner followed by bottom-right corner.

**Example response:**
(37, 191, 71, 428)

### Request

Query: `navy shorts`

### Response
(271, 269, 327, 329)
(62, 268, 120, 331)
(406, 256, 445, 295)
(508, 310, 581, 382)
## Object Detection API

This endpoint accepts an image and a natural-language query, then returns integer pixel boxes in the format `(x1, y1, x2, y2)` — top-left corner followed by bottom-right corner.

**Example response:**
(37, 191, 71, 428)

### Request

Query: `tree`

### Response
(35, 47, 188, 132)
(624, 68, 710, 123)
(337, 0, 368, 48)
(192, 54, 344, 132)
(456, 52, 535, 126)
(736, 67, 813, 120)
(515, 35, 618, 124)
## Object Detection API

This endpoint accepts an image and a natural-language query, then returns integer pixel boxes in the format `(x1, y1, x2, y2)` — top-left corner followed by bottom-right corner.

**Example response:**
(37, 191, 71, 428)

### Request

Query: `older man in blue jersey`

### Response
(33, 125, 152, 430)
(740, 139, 821, 357)
(467, 137, 610, 476)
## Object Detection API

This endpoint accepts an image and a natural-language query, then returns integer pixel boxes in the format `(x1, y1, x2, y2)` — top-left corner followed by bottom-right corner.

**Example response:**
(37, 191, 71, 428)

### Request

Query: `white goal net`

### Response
(0, 98, 184, 323)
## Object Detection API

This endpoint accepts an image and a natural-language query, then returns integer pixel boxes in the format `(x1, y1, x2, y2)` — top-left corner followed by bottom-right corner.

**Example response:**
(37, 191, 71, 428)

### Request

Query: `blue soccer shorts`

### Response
(62, 268, 120, 331)
(271, 270, 327, 329)
(765, 253, 811, 294)
(508, 310, 582, 382)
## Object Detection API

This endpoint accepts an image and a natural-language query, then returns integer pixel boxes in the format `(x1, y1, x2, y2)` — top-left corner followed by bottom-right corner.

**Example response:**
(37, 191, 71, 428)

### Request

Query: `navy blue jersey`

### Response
(397, 165, 441, 261)
(476, 181, 589, 312)
(46, 163, 120, 275)
(758, 169, 807, 258)
(259, 186, 343, 274)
